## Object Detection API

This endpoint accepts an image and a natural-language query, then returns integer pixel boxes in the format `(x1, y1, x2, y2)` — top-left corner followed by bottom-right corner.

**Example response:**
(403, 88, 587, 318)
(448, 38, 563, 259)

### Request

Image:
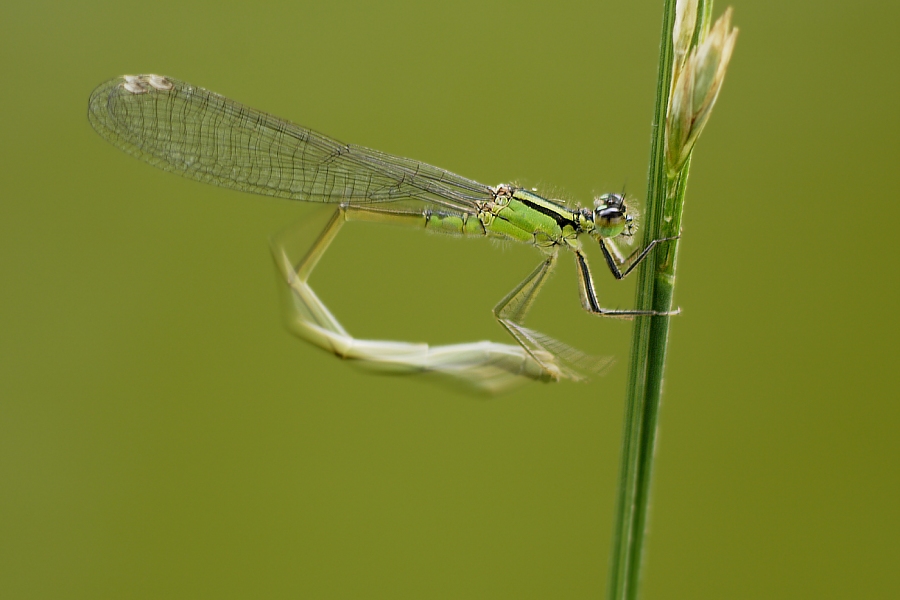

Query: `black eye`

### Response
(596, 207, 623, 220)
(603, 193, 625, 208)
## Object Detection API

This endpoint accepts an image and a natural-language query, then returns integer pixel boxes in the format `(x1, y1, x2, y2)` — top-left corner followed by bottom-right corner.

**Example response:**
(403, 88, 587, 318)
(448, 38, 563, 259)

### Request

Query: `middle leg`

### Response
(574, 249, 680, 319)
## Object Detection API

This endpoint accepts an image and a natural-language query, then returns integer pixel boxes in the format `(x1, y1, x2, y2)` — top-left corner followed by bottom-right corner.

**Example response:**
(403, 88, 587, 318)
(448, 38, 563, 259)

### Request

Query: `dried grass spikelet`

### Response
(666, 4, 738, 176)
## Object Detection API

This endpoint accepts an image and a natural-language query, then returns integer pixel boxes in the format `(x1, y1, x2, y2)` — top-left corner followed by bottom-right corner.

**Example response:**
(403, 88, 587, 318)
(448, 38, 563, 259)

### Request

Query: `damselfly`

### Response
(88, 74, 676, 392)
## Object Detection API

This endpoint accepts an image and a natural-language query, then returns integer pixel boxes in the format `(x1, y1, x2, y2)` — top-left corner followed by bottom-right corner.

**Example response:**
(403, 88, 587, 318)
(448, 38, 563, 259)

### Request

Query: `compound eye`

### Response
(595, 206, 624, 224)
(597, 192, 625, 207)
(594, 204, 628, 237)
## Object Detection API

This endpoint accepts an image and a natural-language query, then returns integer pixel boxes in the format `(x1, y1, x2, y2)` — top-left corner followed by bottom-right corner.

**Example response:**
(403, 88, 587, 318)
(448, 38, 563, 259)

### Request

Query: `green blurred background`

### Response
(2, 1, 897, 598)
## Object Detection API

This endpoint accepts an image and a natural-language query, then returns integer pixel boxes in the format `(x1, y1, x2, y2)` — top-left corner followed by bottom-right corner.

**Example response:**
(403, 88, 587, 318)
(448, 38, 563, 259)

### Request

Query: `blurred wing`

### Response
(88, 74, 492, 212)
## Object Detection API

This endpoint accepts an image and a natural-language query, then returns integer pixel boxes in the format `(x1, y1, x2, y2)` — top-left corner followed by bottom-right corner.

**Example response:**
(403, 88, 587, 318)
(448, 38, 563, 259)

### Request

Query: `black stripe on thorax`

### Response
(516, 196, 578, 229)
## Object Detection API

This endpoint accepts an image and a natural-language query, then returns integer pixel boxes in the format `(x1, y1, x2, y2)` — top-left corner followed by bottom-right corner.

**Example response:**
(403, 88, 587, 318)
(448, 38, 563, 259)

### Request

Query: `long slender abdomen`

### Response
(425, 211, 486, 236)
(342, 205, 486, 236)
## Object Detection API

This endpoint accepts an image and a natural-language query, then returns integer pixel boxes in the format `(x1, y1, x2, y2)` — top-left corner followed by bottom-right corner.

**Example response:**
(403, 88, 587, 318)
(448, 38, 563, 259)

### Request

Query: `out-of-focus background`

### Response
(2, 1, 897, 598)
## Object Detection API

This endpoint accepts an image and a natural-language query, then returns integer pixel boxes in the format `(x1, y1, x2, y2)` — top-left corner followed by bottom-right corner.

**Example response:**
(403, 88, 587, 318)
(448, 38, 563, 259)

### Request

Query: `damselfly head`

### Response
(592, 193, 629, 238)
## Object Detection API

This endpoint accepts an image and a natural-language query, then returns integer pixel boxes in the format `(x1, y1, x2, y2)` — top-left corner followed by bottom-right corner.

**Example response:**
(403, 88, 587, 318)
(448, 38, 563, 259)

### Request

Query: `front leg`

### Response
(598, 235, 679, 280)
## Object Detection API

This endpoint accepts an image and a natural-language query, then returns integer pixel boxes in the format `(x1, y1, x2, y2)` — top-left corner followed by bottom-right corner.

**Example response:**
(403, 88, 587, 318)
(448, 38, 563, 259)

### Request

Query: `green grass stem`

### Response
(606, 1, 712, 598)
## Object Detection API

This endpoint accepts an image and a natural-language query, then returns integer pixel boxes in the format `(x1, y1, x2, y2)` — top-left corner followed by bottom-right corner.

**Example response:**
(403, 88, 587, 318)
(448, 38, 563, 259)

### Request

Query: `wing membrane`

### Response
(88, 75, 492, 212)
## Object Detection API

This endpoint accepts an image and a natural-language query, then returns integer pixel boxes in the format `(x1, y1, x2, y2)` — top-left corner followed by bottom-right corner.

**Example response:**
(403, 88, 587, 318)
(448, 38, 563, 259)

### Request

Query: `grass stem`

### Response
(606, 1, 715, 597)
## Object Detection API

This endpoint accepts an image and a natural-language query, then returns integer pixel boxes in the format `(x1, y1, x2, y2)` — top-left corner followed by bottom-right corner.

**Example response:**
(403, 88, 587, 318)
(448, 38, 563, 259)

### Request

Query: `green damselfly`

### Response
(88, 74, 676, 392)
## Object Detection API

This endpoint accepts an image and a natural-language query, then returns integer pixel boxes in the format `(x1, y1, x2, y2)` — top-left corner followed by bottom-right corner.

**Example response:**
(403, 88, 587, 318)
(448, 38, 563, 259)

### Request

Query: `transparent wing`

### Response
(88, 74, 493, 212)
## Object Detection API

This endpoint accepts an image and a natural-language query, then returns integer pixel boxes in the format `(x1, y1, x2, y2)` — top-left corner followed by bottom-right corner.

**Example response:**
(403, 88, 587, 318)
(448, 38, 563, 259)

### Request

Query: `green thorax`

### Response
(480, 185, 586, 248)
